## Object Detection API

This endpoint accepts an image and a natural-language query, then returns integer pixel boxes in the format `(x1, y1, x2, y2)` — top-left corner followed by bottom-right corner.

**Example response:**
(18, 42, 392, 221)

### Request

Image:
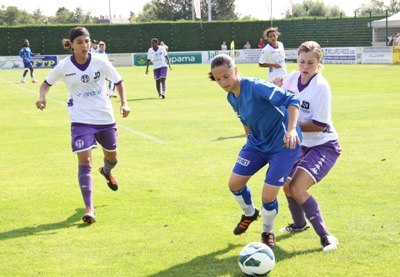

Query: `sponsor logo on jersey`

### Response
(66, 73, 76, 76)
(237, 156, 250, 166)
(301, 101, 310, 109)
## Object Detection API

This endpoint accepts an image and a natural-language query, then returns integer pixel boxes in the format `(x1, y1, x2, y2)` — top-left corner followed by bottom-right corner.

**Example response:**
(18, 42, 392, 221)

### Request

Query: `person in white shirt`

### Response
(145, 38, 172, 99)
(221, 41, 228, 50)
(259, 27, 287, 82)
(273, 41, 341, 252)
(35, 27, 130, 224)
(97, 41, 117, 97)
(160, 41, 169, 52)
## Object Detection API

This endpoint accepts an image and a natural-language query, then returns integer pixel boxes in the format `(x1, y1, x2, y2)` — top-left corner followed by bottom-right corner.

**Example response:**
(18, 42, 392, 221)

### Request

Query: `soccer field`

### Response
(0, 63, 399, 276)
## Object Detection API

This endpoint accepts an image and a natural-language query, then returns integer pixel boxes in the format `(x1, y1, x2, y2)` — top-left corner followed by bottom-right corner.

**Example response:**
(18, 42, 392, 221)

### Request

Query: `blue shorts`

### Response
(232, 146, 300, 186)
(23, 59, 33, 68)
(71, 123, 118, 153)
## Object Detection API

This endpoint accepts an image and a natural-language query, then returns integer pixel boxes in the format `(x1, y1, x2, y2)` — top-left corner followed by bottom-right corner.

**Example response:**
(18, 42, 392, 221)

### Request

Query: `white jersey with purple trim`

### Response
(147, 46, 168, 69)
(45, 53, 122, 125)
(259, 42, 287, 82)
(283, 71, 338, 147)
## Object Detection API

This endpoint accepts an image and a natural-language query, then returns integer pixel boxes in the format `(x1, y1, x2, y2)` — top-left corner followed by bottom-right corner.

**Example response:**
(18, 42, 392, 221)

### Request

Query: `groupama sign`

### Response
(133, 52, 201, 66)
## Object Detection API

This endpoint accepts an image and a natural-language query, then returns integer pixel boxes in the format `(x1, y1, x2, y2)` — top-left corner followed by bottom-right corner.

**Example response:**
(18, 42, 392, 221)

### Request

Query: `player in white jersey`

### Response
(145, 38, 172, 99)
(259, 27, 287, 82)
(274, 41, 341, 252)
(35, 27, 131, 224)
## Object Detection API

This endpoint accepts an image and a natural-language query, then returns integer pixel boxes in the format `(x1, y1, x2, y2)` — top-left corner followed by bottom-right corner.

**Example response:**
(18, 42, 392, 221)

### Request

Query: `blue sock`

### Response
(261, 199, 278, 233)
(231, 185, 255, 216)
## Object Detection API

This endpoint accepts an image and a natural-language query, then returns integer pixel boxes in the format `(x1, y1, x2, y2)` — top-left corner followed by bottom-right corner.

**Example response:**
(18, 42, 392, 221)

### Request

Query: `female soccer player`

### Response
(19, 39, 39, 83)
(258, 27, 287, 82)
(145, 38, 172, 99)
(209, 54, 301, 249)
(35, 27, 131, 224)
(274, 41, 341, 252)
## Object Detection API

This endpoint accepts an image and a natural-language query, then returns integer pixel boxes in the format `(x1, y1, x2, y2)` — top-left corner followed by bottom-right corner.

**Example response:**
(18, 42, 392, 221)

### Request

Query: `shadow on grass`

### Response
(126, 97, 158, 102)
(148, 239, 321, 276)
(211, 134, 247, 141)
(0, 208, 89, 241)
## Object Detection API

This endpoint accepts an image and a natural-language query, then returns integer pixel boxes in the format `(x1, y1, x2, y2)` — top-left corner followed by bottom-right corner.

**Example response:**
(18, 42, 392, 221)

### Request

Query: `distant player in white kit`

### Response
(274, 41, 341, 252)
(259, 27, 287, 82)
(35, 27, 131, 224)
(145, 38, 172, 99)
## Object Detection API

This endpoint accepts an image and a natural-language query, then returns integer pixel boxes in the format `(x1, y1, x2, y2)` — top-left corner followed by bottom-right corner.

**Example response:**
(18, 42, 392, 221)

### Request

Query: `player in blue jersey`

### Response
(19, 39, 39, 83)
(36, 27, 130, 224)
(274, 41, 341, 252)
(209, 54, 302, 249)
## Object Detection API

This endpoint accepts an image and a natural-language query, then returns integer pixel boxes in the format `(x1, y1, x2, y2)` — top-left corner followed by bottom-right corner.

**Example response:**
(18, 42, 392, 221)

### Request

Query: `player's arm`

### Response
(165, 55, 172, 70)
(243, 124, 251, 136)
(114, 81, 130, 118)
(36, 81, 51, 110)
(145, 59, 150, 74)
(283, 105, 301, 149)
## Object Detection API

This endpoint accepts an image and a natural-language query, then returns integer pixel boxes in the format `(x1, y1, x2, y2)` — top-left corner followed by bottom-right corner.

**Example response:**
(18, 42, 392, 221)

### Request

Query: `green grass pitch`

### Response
(0, 63, 399, 276)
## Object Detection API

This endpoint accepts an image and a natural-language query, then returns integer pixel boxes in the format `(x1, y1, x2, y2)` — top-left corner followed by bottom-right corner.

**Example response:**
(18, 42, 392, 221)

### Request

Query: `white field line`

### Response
(0, 78, 165, 144)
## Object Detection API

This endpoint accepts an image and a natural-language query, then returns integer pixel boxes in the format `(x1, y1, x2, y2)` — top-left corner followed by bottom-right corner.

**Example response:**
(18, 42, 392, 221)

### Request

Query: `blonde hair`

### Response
(298, 41, 324, 71)
(263, 27, 281, 40)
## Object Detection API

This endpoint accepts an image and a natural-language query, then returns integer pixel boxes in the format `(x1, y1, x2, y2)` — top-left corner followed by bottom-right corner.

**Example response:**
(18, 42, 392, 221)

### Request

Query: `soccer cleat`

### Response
(99, 167, 118, 191)
(233, 208, 260, 235)
(32, 79, 38, 83)
(20, 79, 26, 83)
(321, 235, 339, 252)
(279, 222, 310, 233)
(82, 209, 96, 224)
(261, 232, 276, 249)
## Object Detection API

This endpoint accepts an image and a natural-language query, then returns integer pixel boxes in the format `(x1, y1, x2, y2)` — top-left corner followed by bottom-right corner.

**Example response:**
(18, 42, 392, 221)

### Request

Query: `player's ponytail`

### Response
(62, 38, 72, 51)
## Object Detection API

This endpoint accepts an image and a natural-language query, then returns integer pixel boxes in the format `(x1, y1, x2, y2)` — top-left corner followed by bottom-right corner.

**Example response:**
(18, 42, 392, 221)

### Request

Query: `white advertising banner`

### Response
(361, 47, 392, 64)
(322, 47, 357, 64)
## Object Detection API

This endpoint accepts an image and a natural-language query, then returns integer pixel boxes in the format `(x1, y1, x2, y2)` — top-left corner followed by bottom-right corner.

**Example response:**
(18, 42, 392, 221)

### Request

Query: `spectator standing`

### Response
(221, 41, 228, 50)
(257, 38, 264, 49)
(259, 27, 287, 82)
(243, 41, 251, 49)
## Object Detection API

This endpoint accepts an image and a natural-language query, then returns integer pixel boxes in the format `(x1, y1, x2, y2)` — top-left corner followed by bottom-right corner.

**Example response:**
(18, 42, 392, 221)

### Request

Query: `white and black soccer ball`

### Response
(238, 242, 275, 276)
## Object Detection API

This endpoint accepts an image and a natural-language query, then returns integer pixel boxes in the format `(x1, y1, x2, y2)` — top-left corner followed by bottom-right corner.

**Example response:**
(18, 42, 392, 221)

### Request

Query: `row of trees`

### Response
(1, 0, 399, 26)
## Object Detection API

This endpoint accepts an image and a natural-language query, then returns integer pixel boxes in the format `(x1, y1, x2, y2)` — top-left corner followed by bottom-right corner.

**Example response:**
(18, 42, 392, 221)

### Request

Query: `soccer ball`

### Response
(238, 242, 275, 276)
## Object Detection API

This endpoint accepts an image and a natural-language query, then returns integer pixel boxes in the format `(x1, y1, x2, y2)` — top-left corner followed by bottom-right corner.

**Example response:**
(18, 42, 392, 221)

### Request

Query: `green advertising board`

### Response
(133, 52, 202, 66)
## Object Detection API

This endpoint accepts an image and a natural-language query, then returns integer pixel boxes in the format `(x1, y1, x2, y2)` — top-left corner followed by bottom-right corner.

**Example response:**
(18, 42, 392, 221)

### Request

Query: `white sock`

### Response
(261, 207, 277, 233)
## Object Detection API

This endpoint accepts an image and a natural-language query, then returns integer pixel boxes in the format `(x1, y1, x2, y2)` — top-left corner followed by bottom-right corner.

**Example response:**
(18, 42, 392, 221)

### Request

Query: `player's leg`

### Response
(289, 141, 341, 251)
(261, 147, 300, 248)
(159, 67, 168, 98)
(21, 68, 28, 83)
(77, 150, 96, 224)
(230, 148, 266, 235)
(29, 65, 37, 82)
(71, 123, 98, 223)
(153, 68, 162, 97)
(95, 124, 119, 191)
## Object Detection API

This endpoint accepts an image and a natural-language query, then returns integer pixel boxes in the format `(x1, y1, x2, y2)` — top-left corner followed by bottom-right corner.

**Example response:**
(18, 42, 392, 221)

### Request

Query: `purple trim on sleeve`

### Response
(114, 80, 123, 86)
(70, 53, 92, 71)
(45, 80, 52, 86)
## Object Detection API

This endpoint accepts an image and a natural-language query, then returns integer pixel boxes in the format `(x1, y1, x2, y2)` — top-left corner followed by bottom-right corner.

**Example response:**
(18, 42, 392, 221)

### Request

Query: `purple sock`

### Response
(301, 195, 329, 237)
(78, 165, 93, 210)
(286, 196, 307, 227)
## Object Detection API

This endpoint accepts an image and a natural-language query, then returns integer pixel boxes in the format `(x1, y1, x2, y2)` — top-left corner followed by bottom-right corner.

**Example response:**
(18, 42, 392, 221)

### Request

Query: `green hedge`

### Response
(1, 15, 383, 56)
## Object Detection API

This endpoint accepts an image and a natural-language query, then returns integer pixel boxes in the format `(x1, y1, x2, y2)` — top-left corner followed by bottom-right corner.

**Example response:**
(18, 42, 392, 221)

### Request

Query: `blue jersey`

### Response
(19, 46, 33, 60)
(227, 77, 301, 153)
